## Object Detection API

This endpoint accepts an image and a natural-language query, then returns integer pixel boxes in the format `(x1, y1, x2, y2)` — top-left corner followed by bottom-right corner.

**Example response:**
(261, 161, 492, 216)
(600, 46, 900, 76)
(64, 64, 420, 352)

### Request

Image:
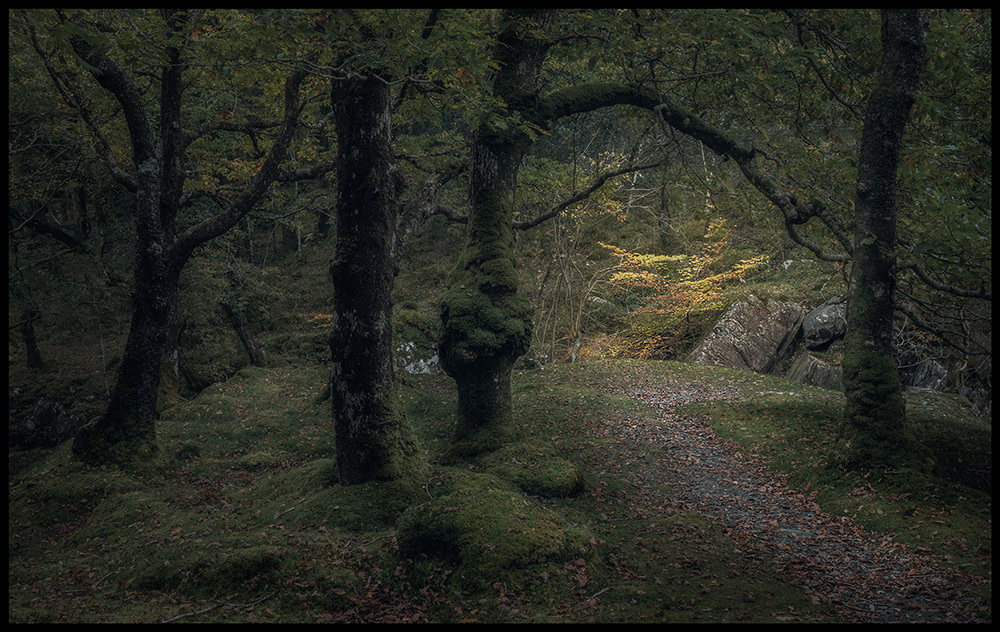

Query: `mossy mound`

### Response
(395, 469, 595, 589)
(129, 544, 284, 597)
(478, 441, 585, 498)
(439, 421, 521, 463)
(257, 458, 424, 531)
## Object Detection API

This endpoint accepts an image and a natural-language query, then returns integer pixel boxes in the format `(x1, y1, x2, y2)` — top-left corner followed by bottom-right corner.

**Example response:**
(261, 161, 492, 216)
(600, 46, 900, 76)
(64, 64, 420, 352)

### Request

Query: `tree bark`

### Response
(20, 308, 44, 369)
(69, 17, 170, 464)
(838, 9, 925, 468)
(438, 10, 549, 457)
(329, 72, 422, 484)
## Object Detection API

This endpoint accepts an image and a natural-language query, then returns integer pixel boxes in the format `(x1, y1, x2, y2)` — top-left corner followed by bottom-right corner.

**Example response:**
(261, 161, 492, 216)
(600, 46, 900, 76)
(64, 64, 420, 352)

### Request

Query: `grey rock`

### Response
(786, 351, 844, 391)
(802, 298, 847, 351)
(688, 294, 804, 374)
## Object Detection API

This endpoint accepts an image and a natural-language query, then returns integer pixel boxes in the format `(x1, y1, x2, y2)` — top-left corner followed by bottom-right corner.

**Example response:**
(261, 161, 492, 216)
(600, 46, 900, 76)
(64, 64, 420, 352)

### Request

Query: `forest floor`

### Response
(593, 364, 989, 623)
(8, 358, 992, 623)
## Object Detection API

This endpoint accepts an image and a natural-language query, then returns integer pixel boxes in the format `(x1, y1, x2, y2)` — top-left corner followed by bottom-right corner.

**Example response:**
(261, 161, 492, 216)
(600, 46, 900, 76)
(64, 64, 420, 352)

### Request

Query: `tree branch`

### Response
(513, 160, 662, 230)
(170, 65, 311, 263)
(898, 260, 992, 301)
(538, 81, 853, 261)
(27, 21, 138, 193)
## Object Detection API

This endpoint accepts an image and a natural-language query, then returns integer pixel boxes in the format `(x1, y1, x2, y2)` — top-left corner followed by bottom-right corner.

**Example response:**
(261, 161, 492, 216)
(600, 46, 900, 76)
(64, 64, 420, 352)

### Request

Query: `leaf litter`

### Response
(595, 372, 989, 624)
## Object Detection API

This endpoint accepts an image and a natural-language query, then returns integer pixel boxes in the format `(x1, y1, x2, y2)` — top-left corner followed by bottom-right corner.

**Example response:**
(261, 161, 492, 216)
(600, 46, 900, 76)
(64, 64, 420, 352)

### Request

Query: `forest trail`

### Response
(594, 374, 988, 624)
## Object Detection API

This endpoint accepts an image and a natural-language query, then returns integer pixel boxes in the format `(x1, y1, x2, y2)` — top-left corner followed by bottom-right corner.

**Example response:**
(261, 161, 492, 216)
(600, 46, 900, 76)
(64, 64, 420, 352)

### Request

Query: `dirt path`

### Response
(601, 376, 987, 624)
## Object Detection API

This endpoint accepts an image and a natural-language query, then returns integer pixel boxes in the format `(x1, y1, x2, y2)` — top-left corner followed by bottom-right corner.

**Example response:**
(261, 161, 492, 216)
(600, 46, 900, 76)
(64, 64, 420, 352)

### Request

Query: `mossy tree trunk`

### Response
(438, 10, 550, 456)
(329, 72, 422, 484)
(838, 10, 925, 468)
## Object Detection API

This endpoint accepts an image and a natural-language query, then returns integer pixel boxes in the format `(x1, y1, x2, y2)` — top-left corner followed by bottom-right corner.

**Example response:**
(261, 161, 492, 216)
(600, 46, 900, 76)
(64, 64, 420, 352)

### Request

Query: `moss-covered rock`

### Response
(395, 469, 594, 589)
(478, 441, 585, 498)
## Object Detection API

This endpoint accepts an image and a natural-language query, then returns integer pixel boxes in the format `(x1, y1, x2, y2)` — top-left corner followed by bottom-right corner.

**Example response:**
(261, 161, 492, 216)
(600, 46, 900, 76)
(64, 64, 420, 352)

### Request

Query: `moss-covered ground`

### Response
(8, 358, 991, 623)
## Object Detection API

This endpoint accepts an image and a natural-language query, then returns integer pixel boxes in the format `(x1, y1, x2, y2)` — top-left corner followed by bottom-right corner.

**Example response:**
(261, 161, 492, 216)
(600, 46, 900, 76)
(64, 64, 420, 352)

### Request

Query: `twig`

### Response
(157, 591, 276, 623)
(587, 586, 611, 601)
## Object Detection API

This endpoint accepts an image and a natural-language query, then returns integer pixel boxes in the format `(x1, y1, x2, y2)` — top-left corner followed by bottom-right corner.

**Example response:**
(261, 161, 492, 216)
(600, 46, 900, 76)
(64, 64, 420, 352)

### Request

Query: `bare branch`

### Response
(514, 160, 662, 231)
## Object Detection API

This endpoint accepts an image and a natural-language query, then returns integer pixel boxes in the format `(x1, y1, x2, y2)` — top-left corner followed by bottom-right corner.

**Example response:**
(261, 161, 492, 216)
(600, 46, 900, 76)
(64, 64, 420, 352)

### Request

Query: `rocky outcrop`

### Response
(688, 294, 844, 391)
(688, 294, 804, 374)
(785, 299, 849, 391)
(688, 293, 987, 409)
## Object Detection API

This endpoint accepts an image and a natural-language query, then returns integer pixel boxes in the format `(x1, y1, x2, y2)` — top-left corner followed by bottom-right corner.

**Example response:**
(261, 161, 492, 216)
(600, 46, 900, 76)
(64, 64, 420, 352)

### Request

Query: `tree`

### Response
(327, 24, 423, 484)
(22, 10, 317, 465)
(437, 10, 548, 455)
(837, 10, 925, 467)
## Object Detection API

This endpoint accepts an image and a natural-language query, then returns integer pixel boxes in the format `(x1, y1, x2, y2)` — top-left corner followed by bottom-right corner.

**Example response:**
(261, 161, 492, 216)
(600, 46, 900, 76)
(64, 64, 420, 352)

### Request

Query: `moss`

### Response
(395, 469, 595, 589)
(302, 477, 424, 531)
(394, 308, 436, 346)
(72, 416, 161, 469)
(254, 458, 424, 531)
(838, 333, 913, 469)
(441, 410, 520, 462)
(129, 544, 284, 598)
(478, 441, 585, 498)
(439, 283, 531, 371)
(336, 382, 425, 485)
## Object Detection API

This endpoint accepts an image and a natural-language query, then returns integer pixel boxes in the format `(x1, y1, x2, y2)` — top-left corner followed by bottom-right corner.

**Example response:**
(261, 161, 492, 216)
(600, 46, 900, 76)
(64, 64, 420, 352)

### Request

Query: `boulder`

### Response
(898, 356, 949, 392)
(786, 351, 844, 391)
(9, 398, 86, 450)
(688, 294, 804, 374)
(802, 298, 847, 351)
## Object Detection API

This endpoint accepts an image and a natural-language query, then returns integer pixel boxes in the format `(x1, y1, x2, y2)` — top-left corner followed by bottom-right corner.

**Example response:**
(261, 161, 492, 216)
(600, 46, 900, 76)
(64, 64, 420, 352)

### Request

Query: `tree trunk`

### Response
(20, 308, 44, 369)
(329, 72, 421, 485)
(73, 252, 179, 464)
(222, 302, 265, 366)
(438, 10, 549, 457)
(70, 29, 168, 464)
(438, 131, 534, 455)
(839, 9, 925, 468)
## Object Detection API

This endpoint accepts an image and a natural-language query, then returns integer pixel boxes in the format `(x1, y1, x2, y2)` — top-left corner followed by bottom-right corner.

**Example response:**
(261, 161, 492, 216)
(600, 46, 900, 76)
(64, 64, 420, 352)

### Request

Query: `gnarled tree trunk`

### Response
(68, 10, 309, 466)
(438, 10, 549, 457)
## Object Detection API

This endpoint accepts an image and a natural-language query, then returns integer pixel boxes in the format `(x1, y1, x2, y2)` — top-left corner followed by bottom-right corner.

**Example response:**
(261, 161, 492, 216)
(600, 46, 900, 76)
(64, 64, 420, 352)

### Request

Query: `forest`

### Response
(8, 9, 991, 623)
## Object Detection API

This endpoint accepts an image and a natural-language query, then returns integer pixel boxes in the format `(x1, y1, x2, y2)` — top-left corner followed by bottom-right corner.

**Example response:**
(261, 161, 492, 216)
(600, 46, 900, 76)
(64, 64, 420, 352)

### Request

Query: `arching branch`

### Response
(513, 160, 663, 230)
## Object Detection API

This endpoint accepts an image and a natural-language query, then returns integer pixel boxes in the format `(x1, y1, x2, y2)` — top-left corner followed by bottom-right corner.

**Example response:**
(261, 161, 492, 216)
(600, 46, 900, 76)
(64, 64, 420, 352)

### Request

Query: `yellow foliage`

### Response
(599, 219, 769, 359)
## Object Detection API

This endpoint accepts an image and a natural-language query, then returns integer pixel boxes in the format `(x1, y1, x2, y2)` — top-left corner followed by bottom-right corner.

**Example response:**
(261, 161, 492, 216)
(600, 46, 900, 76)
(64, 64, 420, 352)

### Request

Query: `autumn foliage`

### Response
(599, 218, 769, 358)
